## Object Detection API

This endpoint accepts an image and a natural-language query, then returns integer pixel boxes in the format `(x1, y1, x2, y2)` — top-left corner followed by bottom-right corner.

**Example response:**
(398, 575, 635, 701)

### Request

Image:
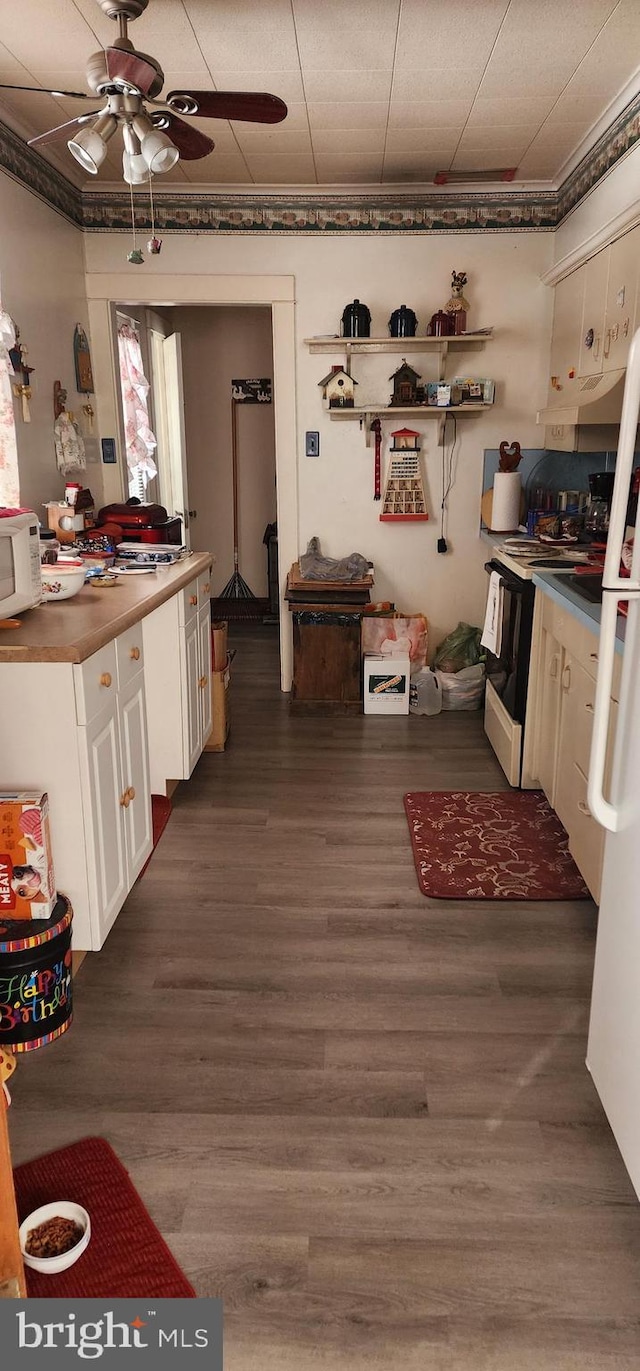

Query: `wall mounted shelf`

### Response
(328, 403, 493, 444)
(304, 332, 492, 355)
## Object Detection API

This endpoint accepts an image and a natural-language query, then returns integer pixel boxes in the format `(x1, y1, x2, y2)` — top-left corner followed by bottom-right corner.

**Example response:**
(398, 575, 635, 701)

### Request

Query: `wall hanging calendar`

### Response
(9, 323, 34, 422)
(231, 377, 272, 404)
(380, 429, 428, 522)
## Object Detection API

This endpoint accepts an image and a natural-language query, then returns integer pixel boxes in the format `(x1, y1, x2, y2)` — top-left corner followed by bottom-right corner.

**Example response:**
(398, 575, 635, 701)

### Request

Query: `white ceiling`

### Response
(1, 0, 639, 189)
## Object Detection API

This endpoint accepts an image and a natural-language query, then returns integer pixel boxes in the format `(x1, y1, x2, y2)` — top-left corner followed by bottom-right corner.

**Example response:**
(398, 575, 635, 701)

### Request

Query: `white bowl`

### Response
(20, 1200, 91, 1274)
(40, 563, 86, 602)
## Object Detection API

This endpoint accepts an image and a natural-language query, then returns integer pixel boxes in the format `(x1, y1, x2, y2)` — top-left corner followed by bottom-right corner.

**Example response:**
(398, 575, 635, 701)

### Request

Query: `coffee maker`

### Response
(586, 471, 615, 536)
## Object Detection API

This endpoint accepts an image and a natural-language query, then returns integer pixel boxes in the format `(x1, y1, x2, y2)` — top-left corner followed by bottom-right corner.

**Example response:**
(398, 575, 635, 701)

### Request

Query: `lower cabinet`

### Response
(143, 571, 212, 792)
(78, 672, 152, 944)
(530, 592, 621, 901)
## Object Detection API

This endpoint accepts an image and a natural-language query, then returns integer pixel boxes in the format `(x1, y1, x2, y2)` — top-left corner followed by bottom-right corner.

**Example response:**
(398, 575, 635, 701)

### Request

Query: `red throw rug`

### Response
(139, 794, 172, 879)
(14, 1136, 195, 1298)
(404, 790, 590, 900)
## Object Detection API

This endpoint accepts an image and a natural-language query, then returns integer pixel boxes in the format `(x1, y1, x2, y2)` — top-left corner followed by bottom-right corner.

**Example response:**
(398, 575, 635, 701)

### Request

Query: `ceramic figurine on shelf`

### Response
(445, 270, 470, 335)
(318, 365, 358, 409)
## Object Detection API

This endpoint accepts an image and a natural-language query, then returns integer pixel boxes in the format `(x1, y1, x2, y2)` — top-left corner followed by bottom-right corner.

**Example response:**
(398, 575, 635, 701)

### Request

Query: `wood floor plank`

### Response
(9, 623, 640, 1371)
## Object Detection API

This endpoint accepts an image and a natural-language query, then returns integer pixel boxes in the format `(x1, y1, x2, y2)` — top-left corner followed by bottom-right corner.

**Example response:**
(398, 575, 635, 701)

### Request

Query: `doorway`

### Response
(86, 273, 297, 690)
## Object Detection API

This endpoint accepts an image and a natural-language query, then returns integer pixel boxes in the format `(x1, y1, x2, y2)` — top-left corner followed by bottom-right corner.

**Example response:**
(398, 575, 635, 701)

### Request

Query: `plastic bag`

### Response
(299, 536, 370, 583)
(433, 622, 485, 674)
(436, 663, 486, 711)
(362, 614, 428, 670)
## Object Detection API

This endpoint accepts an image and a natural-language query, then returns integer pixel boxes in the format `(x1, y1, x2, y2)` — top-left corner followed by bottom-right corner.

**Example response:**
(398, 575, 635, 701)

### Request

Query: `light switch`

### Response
(306, 431, 320, 457)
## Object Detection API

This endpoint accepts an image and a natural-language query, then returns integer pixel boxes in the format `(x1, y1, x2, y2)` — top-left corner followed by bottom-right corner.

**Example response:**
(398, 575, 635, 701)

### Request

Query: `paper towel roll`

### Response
(489, 472, 521, 531)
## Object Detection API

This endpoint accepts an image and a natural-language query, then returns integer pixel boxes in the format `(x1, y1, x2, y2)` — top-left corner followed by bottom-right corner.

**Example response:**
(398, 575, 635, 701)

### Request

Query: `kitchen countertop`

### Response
(0, 551, 213, 664)
(533, 570, 626, 654)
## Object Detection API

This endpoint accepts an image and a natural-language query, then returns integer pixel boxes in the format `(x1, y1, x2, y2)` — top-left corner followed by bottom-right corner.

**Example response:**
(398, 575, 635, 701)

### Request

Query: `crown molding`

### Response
(1, 84, 639, 236)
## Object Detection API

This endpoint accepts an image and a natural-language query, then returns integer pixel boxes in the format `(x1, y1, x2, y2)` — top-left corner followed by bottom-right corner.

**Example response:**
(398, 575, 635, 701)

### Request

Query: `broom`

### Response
(216, 398, 262, 615)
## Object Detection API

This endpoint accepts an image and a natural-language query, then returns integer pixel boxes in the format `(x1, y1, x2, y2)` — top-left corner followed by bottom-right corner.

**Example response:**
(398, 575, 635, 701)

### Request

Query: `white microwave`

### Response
(0, 509, 42, 616)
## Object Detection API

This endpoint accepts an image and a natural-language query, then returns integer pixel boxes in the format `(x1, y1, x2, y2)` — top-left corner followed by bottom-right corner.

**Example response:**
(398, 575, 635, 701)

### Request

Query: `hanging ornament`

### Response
(371, 417, 382, 501)
(147, 171, 162, 255)
(73, 325, 94, 393)
(9, 323, 34, 422)
(127, 178, 144, 265)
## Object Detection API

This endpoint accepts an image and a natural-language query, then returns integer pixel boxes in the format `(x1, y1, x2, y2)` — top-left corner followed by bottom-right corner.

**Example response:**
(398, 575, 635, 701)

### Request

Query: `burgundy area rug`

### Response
(139, 794, 172, 879)
(14, 1136, 195, 1298)
(404, 790, 590, 900)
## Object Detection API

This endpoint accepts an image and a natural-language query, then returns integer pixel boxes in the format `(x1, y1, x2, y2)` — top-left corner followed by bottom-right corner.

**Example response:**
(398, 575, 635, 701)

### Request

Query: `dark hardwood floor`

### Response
(9, 625, 640, 1368)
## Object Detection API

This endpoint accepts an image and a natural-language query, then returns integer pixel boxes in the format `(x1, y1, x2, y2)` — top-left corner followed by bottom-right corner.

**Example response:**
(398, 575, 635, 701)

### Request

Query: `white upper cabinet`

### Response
(604, 227, 640, 373)
(578, 249, 610, 378)
(548, 266, 585, 404)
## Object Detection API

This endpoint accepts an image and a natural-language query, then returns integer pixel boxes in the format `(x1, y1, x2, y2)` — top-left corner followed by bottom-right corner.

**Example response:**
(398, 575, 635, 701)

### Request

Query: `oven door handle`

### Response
(484, 560, 526, 595)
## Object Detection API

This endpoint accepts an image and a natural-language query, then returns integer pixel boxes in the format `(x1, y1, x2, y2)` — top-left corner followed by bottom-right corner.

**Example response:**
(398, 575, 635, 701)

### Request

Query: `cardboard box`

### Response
(0, 792, 57, 919)
(204, 656, 232, 752)
(364, 654, 410, 714)
(211, 620, 228, 672)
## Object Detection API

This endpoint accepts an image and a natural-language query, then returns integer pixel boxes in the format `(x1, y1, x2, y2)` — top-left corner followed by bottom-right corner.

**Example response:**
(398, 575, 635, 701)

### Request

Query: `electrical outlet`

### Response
(305, 431, 320, 457)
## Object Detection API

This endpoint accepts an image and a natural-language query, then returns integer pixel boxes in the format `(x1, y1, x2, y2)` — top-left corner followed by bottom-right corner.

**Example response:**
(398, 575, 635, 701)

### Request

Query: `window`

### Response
(0, 307, 20, 507)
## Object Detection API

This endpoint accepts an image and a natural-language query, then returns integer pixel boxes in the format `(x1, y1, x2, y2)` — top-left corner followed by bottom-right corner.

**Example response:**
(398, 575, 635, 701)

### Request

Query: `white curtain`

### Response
(117, 321, 158, 498)
(0, 308, 20, 508)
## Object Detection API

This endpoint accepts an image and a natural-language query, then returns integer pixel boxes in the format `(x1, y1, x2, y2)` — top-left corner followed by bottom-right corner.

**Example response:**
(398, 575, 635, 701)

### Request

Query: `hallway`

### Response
(9, 625, 640, 1370)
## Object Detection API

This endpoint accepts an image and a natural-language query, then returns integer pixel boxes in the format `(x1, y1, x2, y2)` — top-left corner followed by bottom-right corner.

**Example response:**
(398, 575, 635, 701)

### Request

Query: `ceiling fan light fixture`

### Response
(122, 148, 149, 183)
(68, 124, 110, 174)
(141, 128, 179, 174)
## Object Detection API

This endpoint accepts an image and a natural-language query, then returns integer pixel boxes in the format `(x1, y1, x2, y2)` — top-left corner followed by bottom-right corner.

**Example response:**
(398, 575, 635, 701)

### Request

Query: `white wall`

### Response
(85, 230, 554, 650)
(170, 306, 276, 597)
(0, 170, 98, 515)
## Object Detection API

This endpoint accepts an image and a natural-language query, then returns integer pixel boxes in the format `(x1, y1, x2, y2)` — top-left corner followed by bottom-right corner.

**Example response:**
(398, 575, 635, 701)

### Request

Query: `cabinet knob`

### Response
(585, 701, 594, 714)
(127, 786, 136, 801)
(100, 672, 112, 688)
(549, 653, 560, 680)
(120, 791, 130, 808)
(590, 651, 598, 661)
(578, 800, 591, 815)
(190, 594, 198, 606)
(561, 663, 572, 692)
(130, 646, 141, 661)
(203, 582, 210, 594)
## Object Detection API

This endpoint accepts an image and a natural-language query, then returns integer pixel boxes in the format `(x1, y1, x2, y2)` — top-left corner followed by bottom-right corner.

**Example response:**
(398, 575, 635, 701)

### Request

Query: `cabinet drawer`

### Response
(74, 641, 118, 724)
(179, 578, 199, 625)
(198, 569, 212, 605)
(567, 764, 605, 903)
(115, 624, 144, 690)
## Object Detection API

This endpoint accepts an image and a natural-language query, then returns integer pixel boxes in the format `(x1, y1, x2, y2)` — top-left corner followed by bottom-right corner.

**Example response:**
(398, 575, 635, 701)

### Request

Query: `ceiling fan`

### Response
(0, 0, 288, 181)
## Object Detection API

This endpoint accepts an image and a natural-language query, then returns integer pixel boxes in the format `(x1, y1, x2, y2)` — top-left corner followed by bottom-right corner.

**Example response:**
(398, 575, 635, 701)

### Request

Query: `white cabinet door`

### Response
(604, 228, 640, 372)
(182, 614, 201, 777)
(548, 266, 585, 404)
(119, 674, 153, 880)
(198, 606, 212, 745)
(536, 629, 562, 806)
(78, 702, 128, 946)
(579, 248, 610, 377)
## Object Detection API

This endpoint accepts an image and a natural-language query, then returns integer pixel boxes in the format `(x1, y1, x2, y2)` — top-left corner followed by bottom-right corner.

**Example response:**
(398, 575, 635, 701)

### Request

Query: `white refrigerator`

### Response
(587, 327, 640, 1198)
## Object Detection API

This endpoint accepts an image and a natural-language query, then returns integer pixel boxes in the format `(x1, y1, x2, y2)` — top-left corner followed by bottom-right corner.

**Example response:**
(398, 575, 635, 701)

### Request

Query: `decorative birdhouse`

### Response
(389, 360, 421, 407)
(390, 427, 421, 451)
(318, 365, 358, 409)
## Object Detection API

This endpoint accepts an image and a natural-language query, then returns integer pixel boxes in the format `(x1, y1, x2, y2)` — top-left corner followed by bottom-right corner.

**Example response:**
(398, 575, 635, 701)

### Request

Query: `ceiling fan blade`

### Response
(151, 112, 214, 160)
(166, 90, 287, 124)
(27, 113, 99, 147)
(0, 82, 92, 99)
(105, 46, 159, 97)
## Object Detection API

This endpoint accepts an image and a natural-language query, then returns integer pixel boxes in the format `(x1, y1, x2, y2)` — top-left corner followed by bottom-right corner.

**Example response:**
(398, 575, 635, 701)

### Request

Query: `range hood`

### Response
(537, 368, 626, 426)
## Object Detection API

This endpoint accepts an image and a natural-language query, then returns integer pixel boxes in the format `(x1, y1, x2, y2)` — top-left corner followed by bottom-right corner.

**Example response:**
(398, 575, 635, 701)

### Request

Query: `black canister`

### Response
(341, 299, 371, 338)
(0, 894, 73, 1051)
(388, 304, 417, 337)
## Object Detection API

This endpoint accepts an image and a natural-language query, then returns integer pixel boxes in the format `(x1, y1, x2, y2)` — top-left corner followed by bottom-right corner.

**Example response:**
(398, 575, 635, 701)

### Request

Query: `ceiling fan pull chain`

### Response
(147, 170, 162, 255)
(127, 178, 143, 264)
